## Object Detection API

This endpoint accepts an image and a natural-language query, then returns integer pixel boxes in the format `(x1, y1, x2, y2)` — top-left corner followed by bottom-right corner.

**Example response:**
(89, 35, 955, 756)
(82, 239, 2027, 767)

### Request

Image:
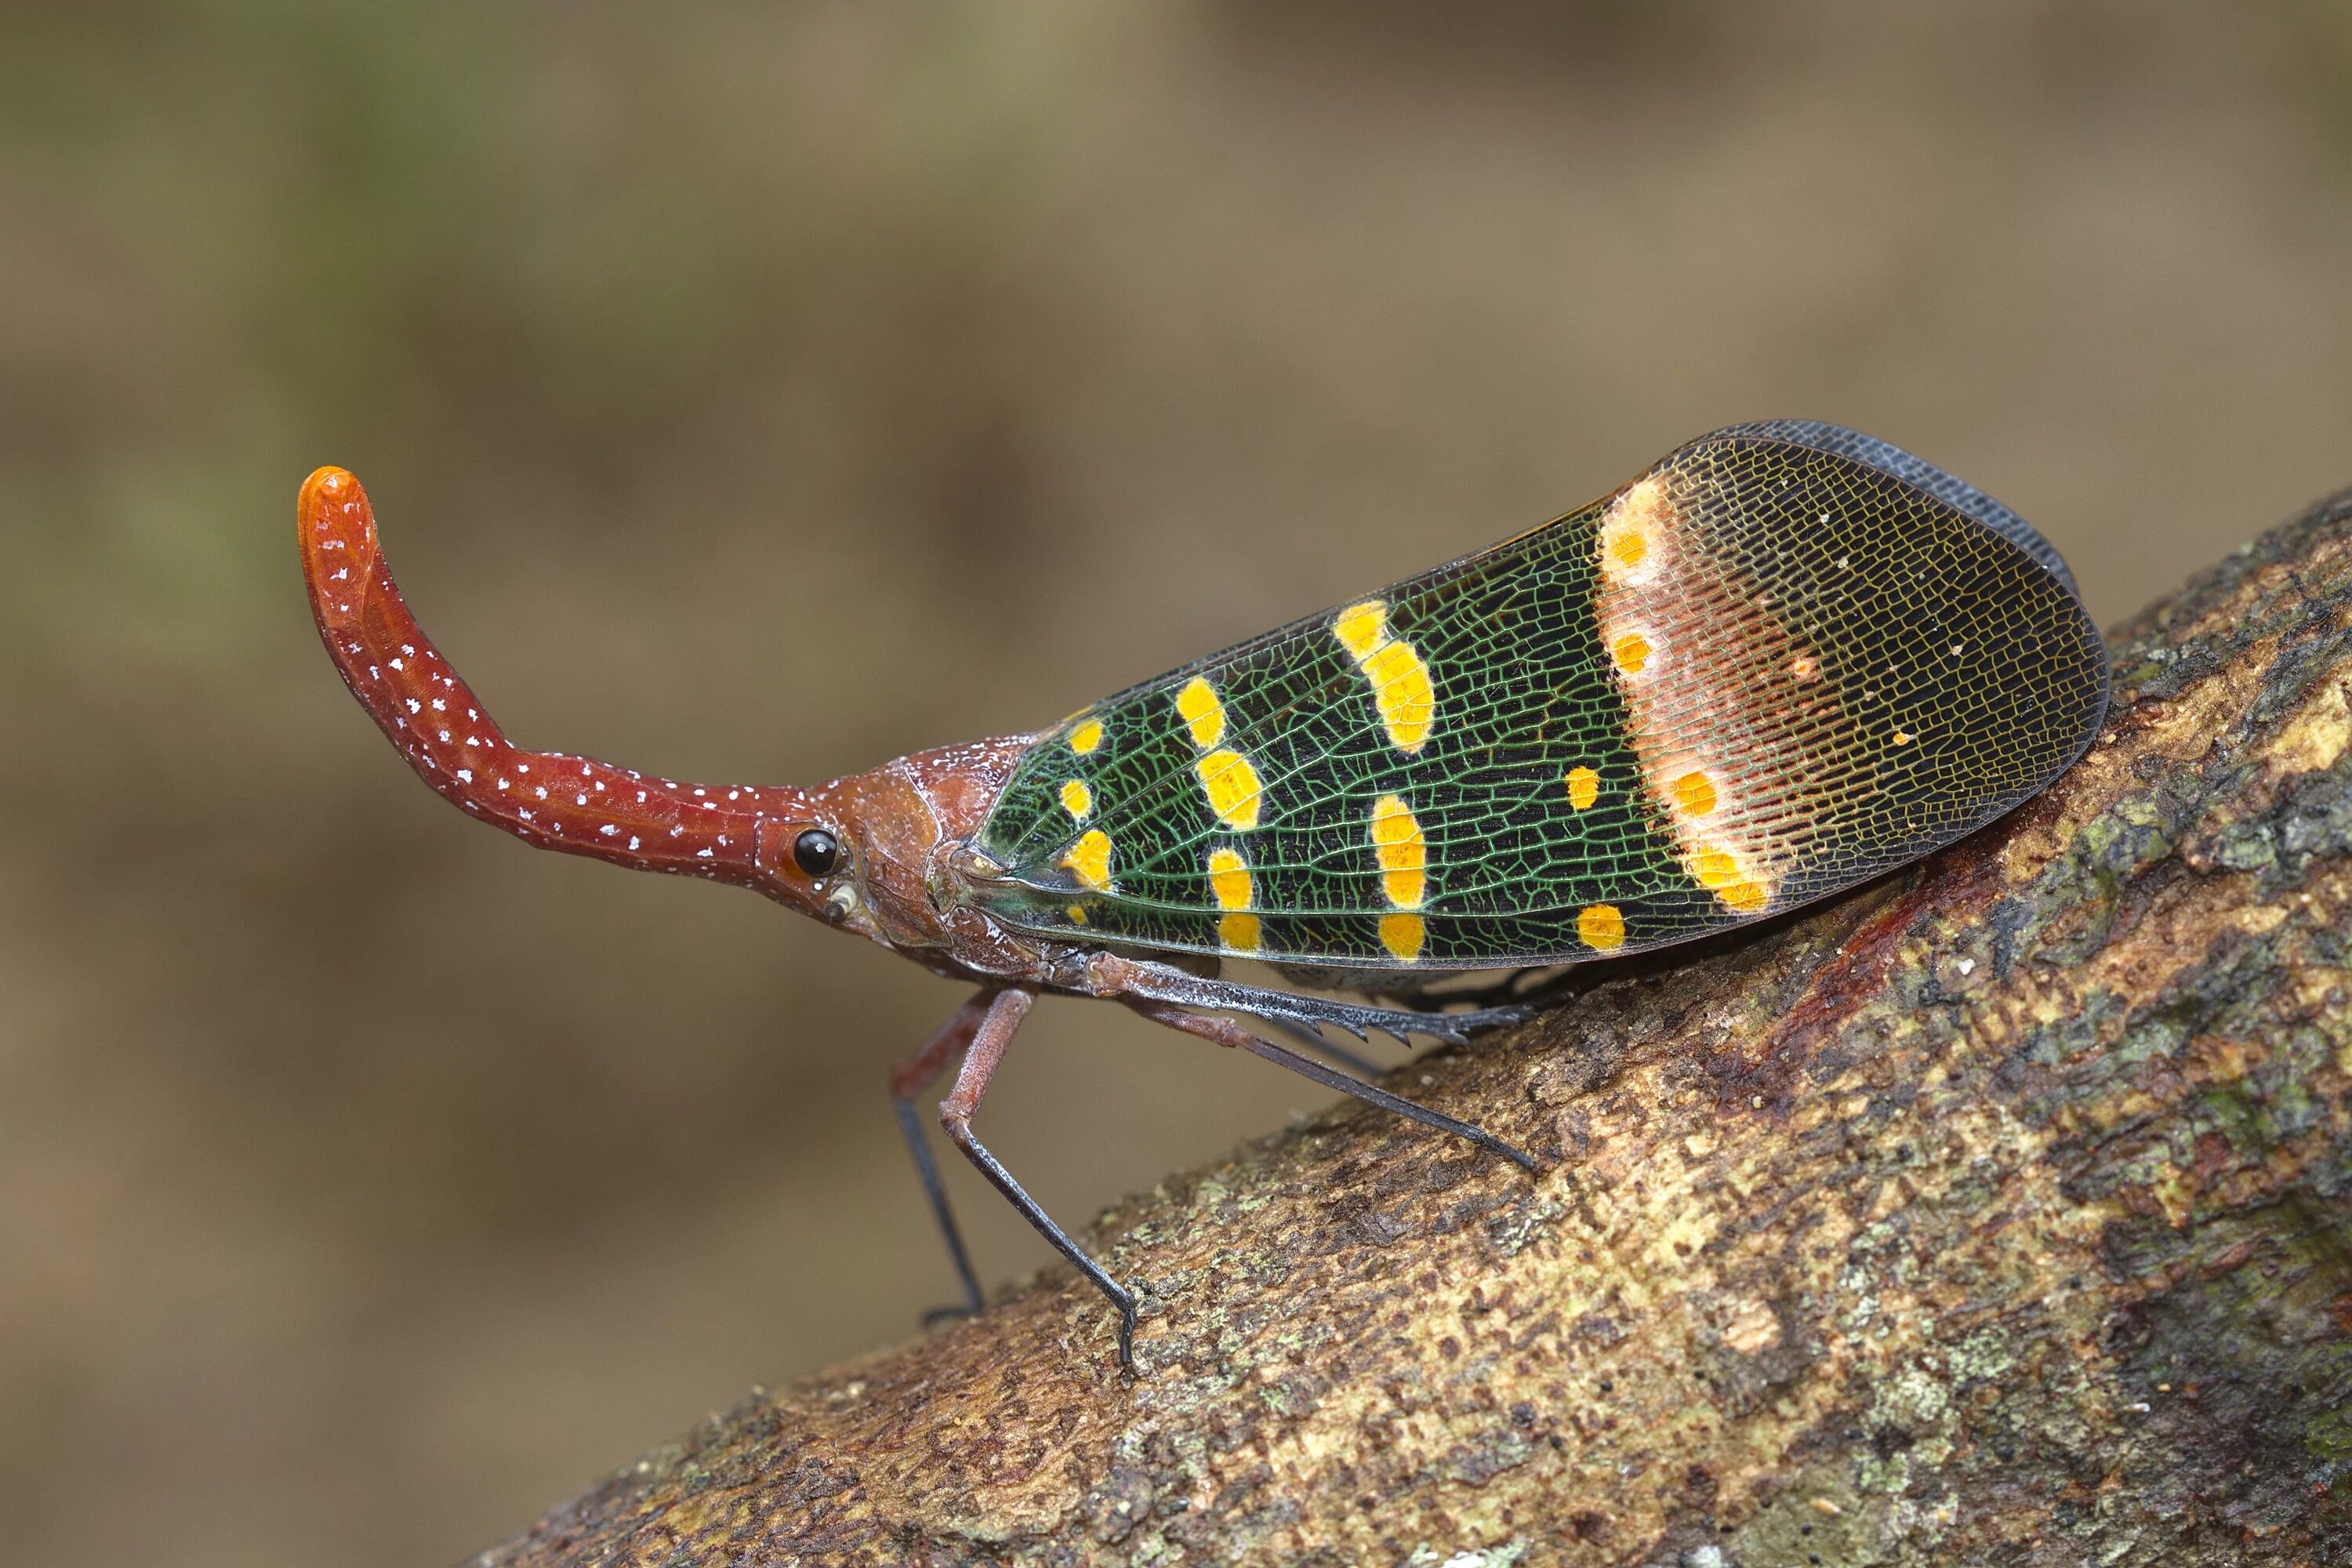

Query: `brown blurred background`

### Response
(2, 3, 2348, 1563)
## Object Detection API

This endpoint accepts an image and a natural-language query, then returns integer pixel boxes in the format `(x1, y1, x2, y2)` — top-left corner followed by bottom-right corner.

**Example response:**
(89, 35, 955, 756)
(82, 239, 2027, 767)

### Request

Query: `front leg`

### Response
(936, 987, 1141, 1369)
(889, 991, 995, 1323)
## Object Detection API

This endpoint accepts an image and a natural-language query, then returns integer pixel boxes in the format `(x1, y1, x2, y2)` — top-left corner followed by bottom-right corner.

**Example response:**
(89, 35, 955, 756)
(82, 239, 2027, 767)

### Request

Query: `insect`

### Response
(297, 421, 2106, 1367)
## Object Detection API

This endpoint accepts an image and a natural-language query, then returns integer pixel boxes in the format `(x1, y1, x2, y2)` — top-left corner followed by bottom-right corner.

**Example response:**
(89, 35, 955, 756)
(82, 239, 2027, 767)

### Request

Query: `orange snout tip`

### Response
(299, 465, 361, 518)
(296, 466, 381, 617)
(298, 465, 373, 559)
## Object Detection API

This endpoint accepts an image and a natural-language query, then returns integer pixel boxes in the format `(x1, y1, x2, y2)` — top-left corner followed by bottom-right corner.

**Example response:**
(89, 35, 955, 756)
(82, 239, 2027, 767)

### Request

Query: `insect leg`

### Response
(1259, 1015, 1388, 1078)
(938, 986, 1140, 1369)
(1093, 956, 1534, 1046)
(889, 991, 995, 1323)
(1124, 999, 1544, 1174)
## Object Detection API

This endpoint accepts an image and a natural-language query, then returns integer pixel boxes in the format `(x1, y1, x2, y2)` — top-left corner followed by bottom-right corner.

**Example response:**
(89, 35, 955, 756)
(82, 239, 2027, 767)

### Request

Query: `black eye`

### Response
(792, 828, 841, 877)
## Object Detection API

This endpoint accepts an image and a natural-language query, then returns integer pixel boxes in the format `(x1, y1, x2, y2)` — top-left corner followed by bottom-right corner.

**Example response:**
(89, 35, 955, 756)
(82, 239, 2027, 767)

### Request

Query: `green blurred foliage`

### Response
(0, 2, 1109, 671)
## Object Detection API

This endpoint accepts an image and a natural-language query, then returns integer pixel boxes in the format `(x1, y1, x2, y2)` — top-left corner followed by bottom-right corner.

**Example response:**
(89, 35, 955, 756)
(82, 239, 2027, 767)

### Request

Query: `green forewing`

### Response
(970, 423, 2107, 969)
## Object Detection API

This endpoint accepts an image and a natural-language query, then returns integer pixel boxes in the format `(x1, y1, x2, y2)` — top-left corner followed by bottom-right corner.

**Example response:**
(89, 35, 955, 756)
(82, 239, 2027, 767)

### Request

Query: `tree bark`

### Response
(482, 490, 2352, 1568)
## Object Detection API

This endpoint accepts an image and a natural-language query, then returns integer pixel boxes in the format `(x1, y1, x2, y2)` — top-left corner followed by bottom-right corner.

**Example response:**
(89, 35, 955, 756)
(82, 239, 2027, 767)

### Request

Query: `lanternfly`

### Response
(297, 422, 2107, 1367)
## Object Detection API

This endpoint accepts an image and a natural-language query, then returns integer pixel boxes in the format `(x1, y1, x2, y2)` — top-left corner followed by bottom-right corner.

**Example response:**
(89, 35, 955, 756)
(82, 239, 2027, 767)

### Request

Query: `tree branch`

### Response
(482, 488, 2352, 1566)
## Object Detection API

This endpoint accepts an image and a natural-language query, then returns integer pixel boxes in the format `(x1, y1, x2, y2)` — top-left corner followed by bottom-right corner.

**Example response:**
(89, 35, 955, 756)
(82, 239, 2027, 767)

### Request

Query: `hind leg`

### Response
(1123, 997, 1542, 1174)
(1084, 953, 1537, 1046)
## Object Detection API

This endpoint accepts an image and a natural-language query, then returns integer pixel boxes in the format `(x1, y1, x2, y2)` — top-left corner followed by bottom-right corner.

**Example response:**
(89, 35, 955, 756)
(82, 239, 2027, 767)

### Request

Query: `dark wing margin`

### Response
(1708, 420, 2082, 597)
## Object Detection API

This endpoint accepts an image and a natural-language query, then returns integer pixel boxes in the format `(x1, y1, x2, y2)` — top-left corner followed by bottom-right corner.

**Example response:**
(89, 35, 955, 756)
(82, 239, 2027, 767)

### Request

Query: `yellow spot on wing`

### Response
(1598, 477, 1671, 586)
(1069, 718, 1104, 754)
(1378, 912, 1425, 961)
(1176, 677, 1225, 748)
(1207, 848, 1254, 910)
(1369, 793, 1427, 909)
(1577, 903, 1625, 952)
(1059, 828, 1112, 891)
(1207, 849, 1262, 950)
(1671, 770, 1717, 815)
(1334, 599, 1437, 753)
(1066, 904, 1088, 924)
(1611, 631, 1653, 675)
(1362, 640, 1435, 752)
(1333, 600, 1387, 660)
(1059, 779, 1093, 818)
(1196, 750, 1263, 829)
(1689, 840, 1774, 914)
(1565, 766, 1600, 811)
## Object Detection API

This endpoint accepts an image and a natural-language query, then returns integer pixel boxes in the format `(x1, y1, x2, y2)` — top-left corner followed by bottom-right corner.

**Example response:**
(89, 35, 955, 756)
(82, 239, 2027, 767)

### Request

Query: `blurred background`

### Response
(3, 2, 2349, 1563)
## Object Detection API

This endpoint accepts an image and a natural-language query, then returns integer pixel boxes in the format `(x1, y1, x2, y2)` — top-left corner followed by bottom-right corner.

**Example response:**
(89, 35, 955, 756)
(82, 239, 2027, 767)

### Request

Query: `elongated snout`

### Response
(297, 466, 829, 909)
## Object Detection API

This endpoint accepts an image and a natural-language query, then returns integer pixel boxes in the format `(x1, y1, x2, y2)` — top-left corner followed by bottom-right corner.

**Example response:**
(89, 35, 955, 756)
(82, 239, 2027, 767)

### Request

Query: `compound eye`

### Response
(792, 827, 841, 877)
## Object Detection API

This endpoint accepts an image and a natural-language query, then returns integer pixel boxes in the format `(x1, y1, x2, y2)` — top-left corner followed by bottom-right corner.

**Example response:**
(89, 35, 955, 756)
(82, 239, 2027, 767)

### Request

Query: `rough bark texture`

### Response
(481, 492, 2352, 1567)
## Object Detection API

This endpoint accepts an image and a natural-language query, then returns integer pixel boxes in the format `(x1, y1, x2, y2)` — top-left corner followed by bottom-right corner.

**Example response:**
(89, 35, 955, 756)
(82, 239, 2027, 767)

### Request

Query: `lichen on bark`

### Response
(482, 490, 2352, 1567)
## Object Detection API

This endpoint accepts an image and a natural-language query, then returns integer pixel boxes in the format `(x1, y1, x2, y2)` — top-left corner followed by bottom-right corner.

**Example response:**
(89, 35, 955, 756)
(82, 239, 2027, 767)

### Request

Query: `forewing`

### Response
(971, 426, 2106, 969)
